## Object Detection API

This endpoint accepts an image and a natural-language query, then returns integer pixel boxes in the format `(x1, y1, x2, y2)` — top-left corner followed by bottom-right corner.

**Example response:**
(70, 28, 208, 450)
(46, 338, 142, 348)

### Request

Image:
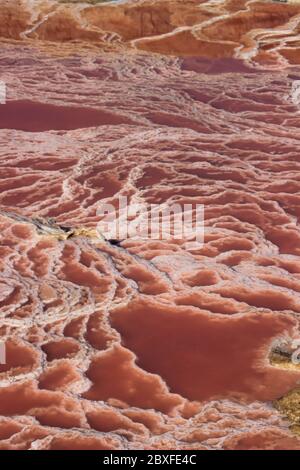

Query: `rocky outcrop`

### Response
(1, 1, 300, 66)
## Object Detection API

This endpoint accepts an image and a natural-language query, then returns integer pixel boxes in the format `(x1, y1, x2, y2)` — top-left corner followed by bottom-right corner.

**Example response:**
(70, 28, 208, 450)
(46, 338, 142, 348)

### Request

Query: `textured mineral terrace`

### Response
(1, 0, 300, 451)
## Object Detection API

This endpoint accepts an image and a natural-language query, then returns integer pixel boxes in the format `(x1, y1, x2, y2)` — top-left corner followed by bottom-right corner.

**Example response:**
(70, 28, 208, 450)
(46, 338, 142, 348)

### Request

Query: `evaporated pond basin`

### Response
(0, 100, 133, 132)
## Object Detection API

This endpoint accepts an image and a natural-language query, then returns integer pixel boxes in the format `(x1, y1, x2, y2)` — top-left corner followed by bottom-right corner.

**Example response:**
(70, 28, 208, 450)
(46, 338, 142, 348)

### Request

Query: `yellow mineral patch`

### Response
(275, 389, 300, 436)
(271, 348, 300, 436)
(270, 351, 300, 372)
(72, 227, 103, 240)
(40, 225, 105, 242)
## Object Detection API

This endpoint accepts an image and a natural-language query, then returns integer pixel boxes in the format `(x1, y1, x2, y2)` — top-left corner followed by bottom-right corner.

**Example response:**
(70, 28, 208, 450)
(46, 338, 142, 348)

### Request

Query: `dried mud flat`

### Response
(1, 0, 300, 450)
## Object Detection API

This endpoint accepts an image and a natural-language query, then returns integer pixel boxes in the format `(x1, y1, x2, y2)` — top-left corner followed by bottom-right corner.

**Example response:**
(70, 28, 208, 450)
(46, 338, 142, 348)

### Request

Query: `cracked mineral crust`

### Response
(1, 0, 300, 451)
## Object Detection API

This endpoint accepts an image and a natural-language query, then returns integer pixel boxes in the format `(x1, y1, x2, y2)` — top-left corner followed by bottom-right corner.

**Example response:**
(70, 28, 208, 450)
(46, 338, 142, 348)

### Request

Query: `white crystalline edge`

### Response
(291, 80, 300, 107)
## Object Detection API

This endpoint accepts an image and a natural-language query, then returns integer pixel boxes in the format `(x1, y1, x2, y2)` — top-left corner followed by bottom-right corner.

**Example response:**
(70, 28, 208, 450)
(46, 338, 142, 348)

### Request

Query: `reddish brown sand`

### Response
(0, 0, 300, 451)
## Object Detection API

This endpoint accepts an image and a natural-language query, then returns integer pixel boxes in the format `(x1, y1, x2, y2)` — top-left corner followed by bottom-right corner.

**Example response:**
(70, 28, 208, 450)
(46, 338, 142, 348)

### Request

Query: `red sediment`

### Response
(0, 101, 133, 132)
(110, 298, 300, 402)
